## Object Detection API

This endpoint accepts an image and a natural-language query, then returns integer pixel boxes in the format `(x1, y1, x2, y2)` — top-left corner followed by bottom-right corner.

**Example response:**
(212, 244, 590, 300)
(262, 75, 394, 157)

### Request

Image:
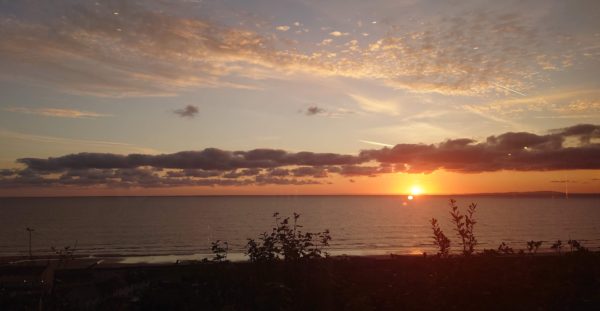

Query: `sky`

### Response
(0, 0, 599, 196)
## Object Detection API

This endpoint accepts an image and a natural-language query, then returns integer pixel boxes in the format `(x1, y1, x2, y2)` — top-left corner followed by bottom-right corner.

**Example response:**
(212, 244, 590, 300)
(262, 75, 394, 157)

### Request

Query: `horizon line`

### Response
(1, 191, 598, 199)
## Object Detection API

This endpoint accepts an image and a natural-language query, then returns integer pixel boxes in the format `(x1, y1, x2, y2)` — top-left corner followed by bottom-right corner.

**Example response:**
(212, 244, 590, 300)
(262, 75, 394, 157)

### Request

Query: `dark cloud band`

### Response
(2, 124, 599, 188)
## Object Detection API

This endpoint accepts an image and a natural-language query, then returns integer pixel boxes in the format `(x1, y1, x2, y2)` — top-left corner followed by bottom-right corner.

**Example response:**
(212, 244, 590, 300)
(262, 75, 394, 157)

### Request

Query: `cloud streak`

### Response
(0, 129, 159, 154)
(5, 107, 109, 118)
(470, 89, 600, 118)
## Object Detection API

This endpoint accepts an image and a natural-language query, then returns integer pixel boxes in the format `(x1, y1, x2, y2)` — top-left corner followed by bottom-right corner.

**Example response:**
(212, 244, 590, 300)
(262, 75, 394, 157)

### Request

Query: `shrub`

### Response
(449, 199, 478, 256)
(526, 240, 543, 253)
(550, 240, 563, 254)
(482, 249, 498, 256)
(498, 242, 514, 254)
(483, 242, 514, 256)
(210, 240, 229, 262)
(567, 239, 588, 253)
(246, 232, 279, 263)
(430, 218, 450, 257)
(245, 212, 331, 263)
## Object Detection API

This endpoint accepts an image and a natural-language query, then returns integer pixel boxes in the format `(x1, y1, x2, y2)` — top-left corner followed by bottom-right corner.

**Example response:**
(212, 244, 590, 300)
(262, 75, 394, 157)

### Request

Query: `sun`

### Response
(410, 185, 424, 196)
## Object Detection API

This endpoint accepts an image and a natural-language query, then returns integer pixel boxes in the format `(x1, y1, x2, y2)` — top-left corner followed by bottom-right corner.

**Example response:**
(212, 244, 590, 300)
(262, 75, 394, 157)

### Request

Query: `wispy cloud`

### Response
(535, 114, 600, 119)
(349, 94, 401, 115)
(462, 105, 522, 128)
(0, 1, 292, 96)
(4, 107, 110, 118)
(364, 122, 459, 145)
(474, 89, 600, 117)
(0, 1, 583, 97)
(0, 129, 159, 154)
(554, 99, 600, 113)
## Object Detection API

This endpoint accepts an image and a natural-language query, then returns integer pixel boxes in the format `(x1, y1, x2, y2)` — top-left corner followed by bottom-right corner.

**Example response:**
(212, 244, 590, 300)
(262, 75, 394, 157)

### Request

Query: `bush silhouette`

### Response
(428, 199, 478, 256)
(526, 240, 543, 253)
(246, 212, 331, 262)
(430, 218, 450, 257)
(210, 240, 229, 262)
(567, 239, 588, 253)
(497, 242, 514, 254)
(550, 240, 563, 254)
(449, 199, 478, 256)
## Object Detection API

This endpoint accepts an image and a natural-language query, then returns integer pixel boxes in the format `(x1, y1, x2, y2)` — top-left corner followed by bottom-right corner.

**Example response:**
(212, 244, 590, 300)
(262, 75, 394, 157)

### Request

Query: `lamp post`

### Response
(26, 227, 34, 259)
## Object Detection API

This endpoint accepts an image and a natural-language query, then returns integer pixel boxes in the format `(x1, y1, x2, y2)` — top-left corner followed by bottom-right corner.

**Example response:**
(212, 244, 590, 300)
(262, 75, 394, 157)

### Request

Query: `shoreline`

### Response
(0, 250, 588, 269)
(1, 250, 420, 267)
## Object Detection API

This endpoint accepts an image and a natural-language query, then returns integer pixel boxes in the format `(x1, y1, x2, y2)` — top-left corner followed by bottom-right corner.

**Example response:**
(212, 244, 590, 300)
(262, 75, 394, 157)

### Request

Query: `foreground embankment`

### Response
(2, 253, 600, 310)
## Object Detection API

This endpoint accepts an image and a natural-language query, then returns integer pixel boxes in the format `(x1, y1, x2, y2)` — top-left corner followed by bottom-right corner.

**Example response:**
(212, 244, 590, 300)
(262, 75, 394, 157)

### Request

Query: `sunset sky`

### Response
(0, 0, 599, 196)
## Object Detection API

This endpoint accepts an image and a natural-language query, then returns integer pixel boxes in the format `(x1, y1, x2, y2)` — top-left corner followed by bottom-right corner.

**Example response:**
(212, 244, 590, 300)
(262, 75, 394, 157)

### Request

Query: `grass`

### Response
(3, 253, 600, 310)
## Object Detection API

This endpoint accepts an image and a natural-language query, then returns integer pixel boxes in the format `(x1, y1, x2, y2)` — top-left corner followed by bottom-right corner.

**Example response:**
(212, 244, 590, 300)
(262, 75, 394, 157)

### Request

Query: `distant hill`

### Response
(445, 191, 598, 198)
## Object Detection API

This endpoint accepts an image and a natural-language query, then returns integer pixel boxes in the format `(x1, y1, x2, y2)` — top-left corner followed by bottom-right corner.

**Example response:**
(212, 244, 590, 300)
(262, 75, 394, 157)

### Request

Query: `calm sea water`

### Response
(1, 196, 599, 260)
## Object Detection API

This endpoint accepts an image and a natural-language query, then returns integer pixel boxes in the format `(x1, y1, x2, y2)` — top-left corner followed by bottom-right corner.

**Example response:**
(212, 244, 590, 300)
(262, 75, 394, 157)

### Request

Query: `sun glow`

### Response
(410, 185, 424, 196)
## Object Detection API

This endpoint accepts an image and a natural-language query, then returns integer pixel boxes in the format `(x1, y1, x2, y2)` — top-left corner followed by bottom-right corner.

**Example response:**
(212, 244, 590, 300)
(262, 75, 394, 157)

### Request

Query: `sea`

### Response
(1, 195, 599, 263)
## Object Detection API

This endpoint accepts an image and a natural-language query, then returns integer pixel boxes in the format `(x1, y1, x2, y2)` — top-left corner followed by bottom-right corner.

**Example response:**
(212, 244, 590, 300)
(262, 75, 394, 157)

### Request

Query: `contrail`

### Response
(359, 139, 394, 147)
(493, 83, 527, 97)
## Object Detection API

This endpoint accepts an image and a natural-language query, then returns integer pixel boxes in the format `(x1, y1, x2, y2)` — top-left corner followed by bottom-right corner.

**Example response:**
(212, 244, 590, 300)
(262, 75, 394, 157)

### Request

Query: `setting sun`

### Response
(410, 186, 424, 196)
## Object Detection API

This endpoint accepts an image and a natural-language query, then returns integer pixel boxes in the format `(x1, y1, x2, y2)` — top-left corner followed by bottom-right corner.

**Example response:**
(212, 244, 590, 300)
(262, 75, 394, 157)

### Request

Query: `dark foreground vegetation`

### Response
(2, 253, 600, 310)
(2, 200, 600, 310)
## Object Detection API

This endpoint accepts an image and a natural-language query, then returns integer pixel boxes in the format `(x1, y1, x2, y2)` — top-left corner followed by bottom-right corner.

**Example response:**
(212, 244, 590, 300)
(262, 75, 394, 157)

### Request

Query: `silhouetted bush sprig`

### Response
(526, 240, 543, 254)
(449, 199, 478, 256)
(245, 212, 331, 263)
(550, 240, 563, 254)
(498, 242, 514, 254)
(482, 243, 514, 256)
(210, 240, 229, 262)
(430, 218, 450, 257)
(567, 239, 588, 253)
